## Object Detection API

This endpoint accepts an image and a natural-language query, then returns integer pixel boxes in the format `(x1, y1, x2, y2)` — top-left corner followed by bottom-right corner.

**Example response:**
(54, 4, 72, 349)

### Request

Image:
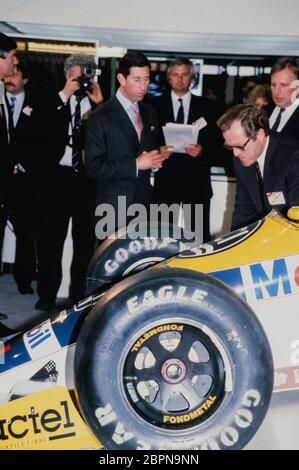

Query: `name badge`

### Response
(267, 191, 286, 206)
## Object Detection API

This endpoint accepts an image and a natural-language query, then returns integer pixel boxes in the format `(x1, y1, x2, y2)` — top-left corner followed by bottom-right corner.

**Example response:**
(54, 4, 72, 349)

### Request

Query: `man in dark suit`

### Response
(0, 33, 18, 273)
(151, 57, 220, 242)
(4, 59, 43, 295)
(86, 51, 162, 238)
(35, 54, 104, 311)
(217, 104, 299, 230)
(268, 57, 299, 140)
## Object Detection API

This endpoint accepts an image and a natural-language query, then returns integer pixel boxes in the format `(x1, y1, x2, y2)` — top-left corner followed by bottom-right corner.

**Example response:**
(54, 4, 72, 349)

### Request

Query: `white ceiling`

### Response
(2, 20, 299, 57)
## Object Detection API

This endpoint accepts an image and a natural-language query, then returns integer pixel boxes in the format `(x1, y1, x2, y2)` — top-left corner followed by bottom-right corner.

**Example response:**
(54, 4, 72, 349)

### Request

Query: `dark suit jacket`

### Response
(32, 91, 96, 202)
(85, 96, 159, 209)
(151, 92, 220, 201)
(9, 92, 44, 173)
(232, 134, 299, 230)
(0, 97, 14, 204)
(266, 104, 299, 143)
(7, 91, 47, 208)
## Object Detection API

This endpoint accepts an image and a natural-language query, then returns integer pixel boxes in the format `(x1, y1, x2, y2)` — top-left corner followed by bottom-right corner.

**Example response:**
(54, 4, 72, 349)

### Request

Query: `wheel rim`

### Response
(122, 320, 226, 430)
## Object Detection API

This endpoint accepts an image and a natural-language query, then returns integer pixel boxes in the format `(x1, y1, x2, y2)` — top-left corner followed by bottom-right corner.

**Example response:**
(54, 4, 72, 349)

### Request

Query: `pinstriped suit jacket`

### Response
(85, 96, 159, 209)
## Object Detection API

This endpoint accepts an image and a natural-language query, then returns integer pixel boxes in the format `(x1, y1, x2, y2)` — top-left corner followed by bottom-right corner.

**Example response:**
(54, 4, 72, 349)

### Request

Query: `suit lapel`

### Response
(282, 105, 299, 134)
(248, 164, 264, 212)
(15, 93, 29, 130)
(0, 102, 8, 145)
(166, 93, 175, 122)
(187, 95, 198, 124)
(238, 161, 263, 212)
(139, 102, 151, 149)
(108, 96, 140, 150)
(4, 94, 15, 142)
(263, 136, 277, 191)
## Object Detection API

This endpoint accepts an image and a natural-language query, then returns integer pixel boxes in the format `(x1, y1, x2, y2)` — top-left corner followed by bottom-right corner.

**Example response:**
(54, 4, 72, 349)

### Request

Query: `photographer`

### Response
(36, 54, 103, 311)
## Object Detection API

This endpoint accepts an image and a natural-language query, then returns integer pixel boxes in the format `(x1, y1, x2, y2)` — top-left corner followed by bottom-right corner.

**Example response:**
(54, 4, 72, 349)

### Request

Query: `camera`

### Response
(76, 74, 93, 97)
(75, 66, 101, 98)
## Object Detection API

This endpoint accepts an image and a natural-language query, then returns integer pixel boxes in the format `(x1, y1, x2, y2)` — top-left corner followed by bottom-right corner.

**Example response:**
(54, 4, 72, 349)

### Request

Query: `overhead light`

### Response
(97, 46, 127, 58)
(16, 39, 96, 55)
(27, 41, 96, 55)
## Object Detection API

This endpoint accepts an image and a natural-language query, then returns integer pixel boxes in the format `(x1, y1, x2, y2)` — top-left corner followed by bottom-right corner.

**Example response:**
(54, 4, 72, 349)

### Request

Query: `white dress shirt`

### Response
(6, 91, 25, 127)
(256, 136, 270, 177)
(171, 90, 191, 124)
(58, 91, 91, 167)
(269, 98, 299, 132)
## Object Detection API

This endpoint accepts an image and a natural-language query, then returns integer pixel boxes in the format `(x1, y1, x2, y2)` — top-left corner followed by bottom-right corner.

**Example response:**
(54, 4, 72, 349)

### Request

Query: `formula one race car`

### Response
(1, 208, 299, 451)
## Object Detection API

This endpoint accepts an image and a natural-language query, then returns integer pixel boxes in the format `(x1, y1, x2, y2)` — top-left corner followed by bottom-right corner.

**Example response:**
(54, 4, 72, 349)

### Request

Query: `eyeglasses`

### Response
(224, 136, 251, 152)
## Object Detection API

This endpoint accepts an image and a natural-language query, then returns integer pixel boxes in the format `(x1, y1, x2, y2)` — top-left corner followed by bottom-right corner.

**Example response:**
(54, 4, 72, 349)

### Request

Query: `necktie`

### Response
(176, 98, 184, 124)
(271, 107, 285, 132)
(9, 96, 16, 117)
(72, 97, 82, 172)
(255, 161, 265, 207)
(131, 104, 143, 141)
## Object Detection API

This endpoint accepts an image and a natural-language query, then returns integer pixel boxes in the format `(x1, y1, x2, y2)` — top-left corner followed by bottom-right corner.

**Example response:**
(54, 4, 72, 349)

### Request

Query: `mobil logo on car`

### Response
(211, 255, 299, 302)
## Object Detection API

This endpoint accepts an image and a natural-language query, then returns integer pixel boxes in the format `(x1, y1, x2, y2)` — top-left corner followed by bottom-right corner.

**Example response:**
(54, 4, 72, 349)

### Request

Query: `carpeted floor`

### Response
(0, 273, 69, 336)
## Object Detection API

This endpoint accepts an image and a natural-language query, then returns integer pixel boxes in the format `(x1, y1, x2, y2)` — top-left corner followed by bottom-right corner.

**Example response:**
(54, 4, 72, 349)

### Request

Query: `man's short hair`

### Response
(16, 56, 30, 80)
(167, 56, 192, 77)
(0, 33, 17, 59)
(118, 51, 150, 77)
(64, 54, 97, 75)
(271, 56, 299, 79)
(217, 104, 270, 137)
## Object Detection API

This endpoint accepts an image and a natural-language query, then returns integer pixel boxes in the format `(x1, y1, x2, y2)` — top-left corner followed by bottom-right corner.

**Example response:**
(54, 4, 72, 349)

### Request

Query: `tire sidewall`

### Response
(85, 223, 192, 295)
(76, 269, 273, 450)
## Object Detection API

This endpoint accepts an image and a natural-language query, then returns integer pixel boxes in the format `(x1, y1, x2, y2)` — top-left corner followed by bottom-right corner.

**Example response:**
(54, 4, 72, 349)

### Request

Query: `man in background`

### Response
(0, 32, 18, 331)
(36, 54, 103, 311)
(269, 57, 299, 140)
(152, 56, 220, 242)
(0, 32, 18, 274)
(4, 59, 42, 295)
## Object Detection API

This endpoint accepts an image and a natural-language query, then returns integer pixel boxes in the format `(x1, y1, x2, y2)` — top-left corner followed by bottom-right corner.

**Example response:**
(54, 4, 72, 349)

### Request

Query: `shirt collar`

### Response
(171, 89, 191, 104)
(116, 88, 139, 112)
(6, 91, 25, 103)
(257, 135, 270, 176)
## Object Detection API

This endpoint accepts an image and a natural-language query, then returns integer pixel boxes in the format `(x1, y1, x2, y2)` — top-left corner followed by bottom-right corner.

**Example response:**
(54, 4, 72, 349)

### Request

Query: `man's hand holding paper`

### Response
(185, 143, 202, 158)
(162, 116, 207, 154)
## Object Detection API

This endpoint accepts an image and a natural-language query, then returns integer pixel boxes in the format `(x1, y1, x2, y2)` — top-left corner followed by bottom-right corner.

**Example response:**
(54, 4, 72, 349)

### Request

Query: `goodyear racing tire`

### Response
(76, 268, 273, 450)
(85, 222, 193, 295)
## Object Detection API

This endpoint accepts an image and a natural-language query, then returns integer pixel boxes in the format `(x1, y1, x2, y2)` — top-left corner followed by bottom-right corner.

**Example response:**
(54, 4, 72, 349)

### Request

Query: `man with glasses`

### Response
(217, 104, 299, 230)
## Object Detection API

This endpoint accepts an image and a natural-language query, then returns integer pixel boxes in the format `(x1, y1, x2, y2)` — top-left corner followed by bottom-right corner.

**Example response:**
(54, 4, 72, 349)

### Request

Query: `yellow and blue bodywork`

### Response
(1, 210, 299, 449)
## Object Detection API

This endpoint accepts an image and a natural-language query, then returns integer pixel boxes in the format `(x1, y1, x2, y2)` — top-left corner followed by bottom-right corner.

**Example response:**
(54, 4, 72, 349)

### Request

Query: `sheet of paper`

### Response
(162, 118, 207, 153)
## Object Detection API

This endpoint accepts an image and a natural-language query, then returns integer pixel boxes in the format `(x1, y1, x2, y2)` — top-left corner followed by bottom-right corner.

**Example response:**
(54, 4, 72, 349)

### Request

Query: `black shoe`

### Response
(18, 286, 34, 295)
(35, 299, 56, 311)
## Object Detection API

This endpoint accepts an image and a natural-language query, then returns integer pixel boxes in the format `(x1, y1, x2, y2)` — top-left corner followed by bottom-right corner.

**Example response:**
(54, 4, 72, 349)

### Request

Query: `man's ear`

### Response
(257, 128, 266, 141)
(117, 72, 126, 87)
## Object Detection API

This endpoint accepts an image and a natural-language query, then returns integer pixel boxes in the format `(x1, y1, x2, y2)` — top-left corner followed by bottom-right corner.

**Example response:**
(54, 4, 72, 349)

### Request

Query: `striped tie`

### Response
(9, 96, 16, 117)
(131, 104, 143, 141)
(72, 98, 82, 172)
